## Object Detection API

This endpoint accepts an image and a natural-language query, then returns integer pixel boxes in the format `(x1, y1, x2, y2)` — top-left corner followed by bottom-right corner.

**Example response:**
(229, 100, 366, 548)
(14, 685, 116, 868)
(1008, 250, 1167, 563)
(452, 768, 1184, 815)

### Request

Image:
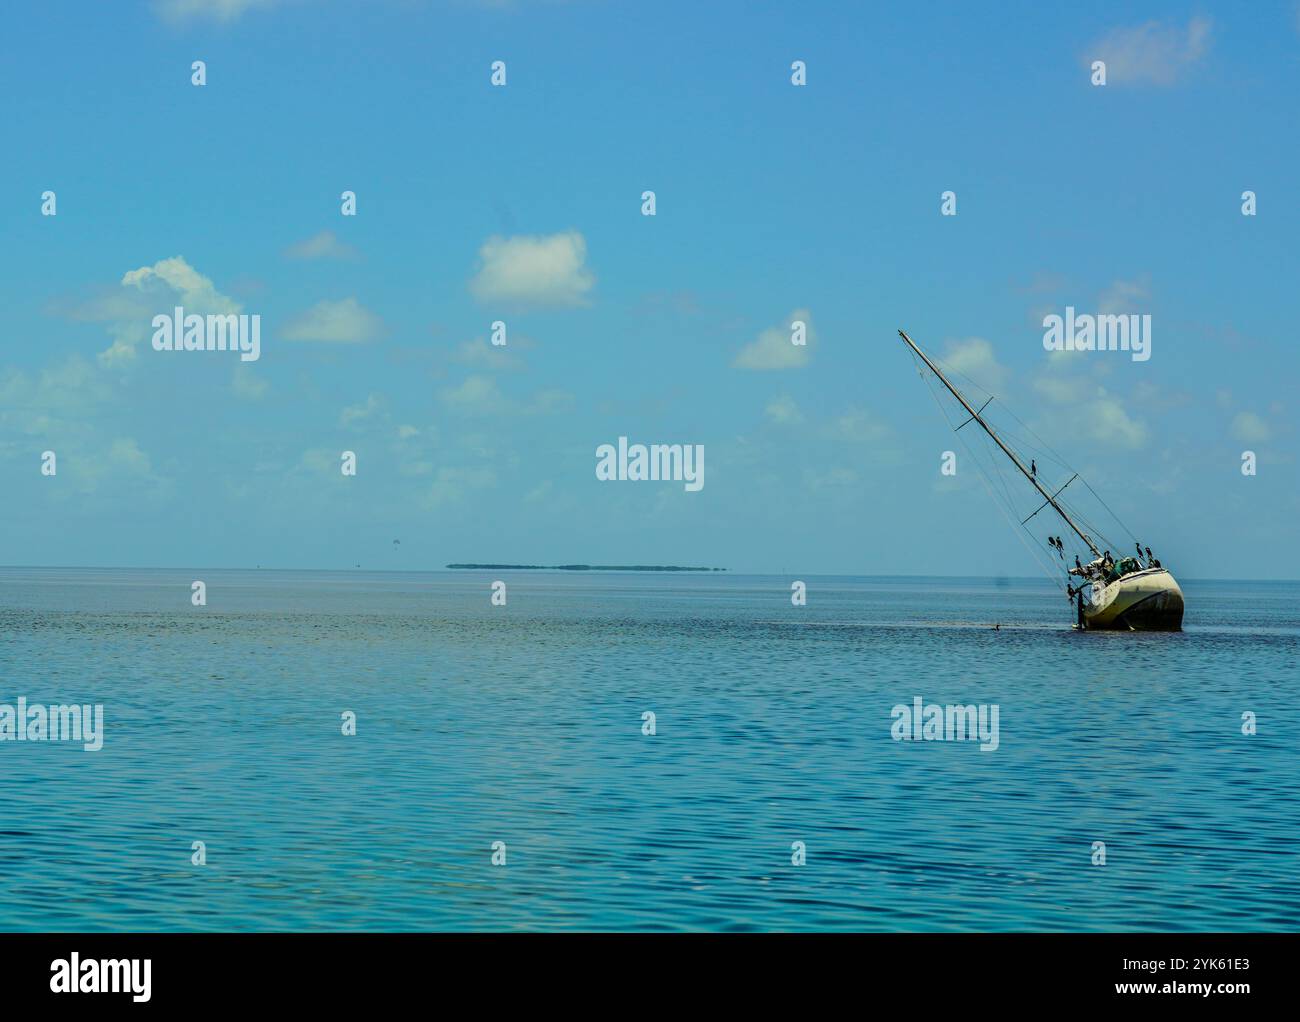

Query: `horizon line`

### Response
(1, 564, 1297, 584)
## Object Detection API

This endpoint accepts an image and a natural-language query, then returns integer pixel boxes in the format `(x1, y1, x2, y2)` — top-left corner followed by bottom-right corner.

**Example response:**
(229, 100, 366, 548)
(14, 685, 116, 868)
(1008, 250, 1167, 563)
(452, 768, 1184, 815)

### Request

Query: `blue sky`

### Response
(1, 1, 1296, 577)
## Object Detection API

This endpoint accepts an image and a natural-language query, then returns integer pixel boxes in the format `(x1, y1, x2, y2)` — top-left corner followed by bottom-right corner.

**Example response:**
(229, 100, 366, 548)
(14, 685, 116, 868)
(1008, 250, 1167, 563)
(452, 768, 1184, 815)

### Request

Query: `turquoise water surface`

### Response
(1, 568, 1297, 931)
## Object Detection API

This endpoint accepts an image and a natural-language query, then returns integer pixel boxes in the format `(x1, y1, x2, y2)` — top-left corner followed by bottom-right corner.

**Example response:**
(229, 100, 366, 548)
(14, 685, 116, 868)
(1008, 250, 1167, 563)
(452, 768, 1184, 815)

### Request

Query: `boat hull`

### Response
(1083, 568, 1184, 631)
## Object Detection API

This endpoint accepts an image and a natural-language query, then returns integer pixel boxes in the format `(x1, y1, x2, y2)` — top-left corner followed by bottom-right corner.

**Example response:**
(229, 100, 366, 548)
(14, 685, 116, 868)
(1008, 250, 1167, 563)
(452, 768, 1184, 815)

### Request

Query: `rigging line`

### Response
(994, 400, 1140, 543)
(913, 356, 1063, 589)
(922, 348, 1077, 481)
(1056, 505, 1117, 554)
(960, 373, 1139, 548)
(1079, 476, 1137, 545)
(917, 356, 1072, 494)
(926, 365, 1028, 535)
(919, 358, 1013, 509)
(993, 410, 1097, 495)
(1020, 474, 1078, 526)
(1020, 518, 1070, 578)
(997, 400, 1075, 465)
(988, 425, 1067, 469)
(911, 355, 1013, 506)
(974, 413, 1073, 472)
(963, 431, 1064, 588)
(1055, 492, 1124, 550)
(955, 397, 994, 432)
(913, 352, 1029, 522)
(927, 354, 997, 405)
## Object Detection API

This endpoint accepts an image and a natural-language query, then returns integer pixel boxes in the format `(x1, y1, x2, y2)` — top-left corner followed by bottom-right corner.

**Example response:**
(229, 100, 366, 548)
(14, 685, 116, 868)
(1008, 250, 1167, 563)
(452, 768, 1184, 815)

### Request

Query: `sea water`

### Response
(0, 568, 1296, 931)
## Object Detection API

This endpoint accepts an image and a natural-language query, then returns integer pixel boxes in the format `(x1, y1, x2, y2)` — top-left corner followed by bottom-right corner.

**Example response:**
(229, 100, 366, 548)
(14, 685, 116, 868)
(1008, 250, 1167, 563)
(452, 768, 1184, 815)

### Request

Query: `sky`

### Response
(1, 0, 1296, 578)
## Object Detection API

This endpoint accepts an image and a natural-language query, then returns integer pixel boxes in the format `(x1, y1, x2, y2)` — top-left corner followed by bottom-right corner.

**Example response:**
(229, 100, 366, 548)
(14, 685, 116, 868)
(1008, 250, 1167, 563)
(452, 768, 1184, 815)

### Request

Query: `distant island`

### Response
(446, 564, 726, 572)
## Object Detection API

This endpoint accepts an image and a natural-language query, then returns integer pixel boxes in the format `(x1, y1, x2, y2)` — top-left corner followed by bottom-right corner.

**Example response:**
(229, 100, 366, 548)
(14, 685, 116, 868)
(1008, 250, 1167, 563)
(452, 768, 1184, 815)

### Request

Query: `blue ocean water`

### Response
(0, 568, 1297, 932)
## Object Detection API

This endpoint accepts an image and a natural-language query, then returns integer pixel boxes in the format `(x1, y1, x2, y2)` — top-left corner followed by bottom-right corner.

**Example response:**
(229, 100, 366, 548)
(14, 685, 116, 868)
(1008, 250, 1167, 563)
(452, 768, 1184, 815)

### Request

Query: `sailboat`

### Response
(897, 329, 1184, 631)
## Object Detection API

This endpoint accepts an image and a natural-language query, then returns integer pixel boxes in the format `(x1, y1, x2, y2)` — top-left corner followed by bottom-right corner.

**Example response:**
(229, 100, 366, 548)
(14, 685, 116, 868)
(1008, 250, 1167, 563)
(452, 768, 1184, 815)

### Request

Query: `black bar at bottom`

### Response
(0, 932, 1286, 1009)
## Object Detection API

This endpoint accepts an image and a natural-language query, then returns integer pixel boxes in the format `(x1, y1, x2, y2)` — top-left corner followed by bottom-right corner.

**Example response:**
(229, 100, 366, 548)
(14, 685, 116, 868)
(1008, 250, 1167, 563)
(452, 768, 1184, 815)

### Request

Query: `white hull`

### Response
(1082, 568, 1184, 631)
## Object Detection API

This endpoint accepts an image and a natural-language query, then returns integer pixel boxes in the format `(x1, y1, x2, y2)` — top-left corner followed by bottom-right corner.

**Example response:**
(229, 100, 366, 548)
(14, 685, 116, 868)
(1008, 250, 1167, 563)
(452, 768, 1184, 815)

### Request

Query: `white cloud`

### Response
(153, 0, 281, 23)
(107, 437, 153, 476)
(422, 465, 498, 509)
(0, 357, 113, 438)
(0, 358, 171, 495)
(1032, 277, 1149, 405)
(121, 257, 240, 315)
(64, 436, 161, 495)
(938, 337, 1008, 393)
(438, 374, 572, 417)
(830, 407, 895, 449)
(440, 375, 507, 416)
(340, 393, 384, 427)
(0, 358, 158, 491)
(453, 337, 525, 371)
(524, 479, 553, 504)
(1086, 16, 1212, 86)
(1098, 278, 1150, 315)
(524, 389, 573, 415)
(1231, 411, 1270, 444)
(74, 255, 241, 368)
(1085, 388, 1148, 449)
(232, 364, 269, 401)
(468, 231, 594, 307)
(732, 309, 814, 370)
(282, 297, 383, 343)
(292, 447, 348, 480)
(1034, 364, 1081, 404)
(764, 395, 803, 424)
(284, 230, 356, 260)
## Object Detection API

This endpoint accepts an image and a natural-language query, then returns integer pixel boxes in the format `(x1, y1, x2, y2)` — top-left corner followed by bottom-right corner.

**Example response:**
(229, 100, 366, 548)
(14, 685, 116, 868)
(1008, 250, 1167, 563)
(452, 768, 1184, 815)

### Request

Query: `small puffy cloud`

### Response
(1098, 277, 1150, 315)
(153, 0, 281, 23)
(0, 356, 113, 439)
(64, 255, 243, 368)
(422, 465, 498, 509)
(282, 297, 384, 343)
(11, 429, 160, 496)
(524, 389, 574, 415)
(939, 337, 1008, 392)
(1231, 411, 1270, 444)
(284, 230, 356, 261)
(764, 394, 803, 424)
(440, 374, 507, 416)
(340, 393, 384, 427)
(232, 364, 269, 401)
(1033, 275, 1149, 402)
(292, 447, 352, 481)
(1085, 16, 1212, 86)
(70, 436, 162, 495)
(107, 437, 153, 476)
(1085, 389, 1147, 448)
(468, 231, 594, 307)
(438, 374, 572, 417)
(453, 338, 525, 371)
(733, 309, 814, 370)
(524, 479, 553, 504)
(121, 256, 241, 315)
(1012, 271, 1067, 296)
(1034, 367, 1081, 404)
(830, 407, 895, 450)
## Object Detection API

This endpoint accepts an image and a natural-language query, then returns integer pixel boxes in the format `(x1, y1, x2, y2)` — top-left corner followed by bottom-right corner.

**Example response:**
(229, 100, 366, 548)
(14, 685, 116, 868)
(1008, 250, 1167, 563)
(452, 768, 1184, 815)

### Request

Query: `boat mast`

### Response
(897, 329, 1101, 558)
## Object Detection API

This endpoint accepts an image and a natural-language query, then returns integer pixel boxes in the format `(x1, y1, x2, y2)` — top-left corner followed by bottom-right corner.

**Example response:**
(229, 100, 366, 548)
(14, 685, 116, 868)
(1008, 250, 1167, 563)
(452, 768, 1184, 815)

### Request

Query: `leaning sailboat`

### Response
(897, 329, 1184, 631)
